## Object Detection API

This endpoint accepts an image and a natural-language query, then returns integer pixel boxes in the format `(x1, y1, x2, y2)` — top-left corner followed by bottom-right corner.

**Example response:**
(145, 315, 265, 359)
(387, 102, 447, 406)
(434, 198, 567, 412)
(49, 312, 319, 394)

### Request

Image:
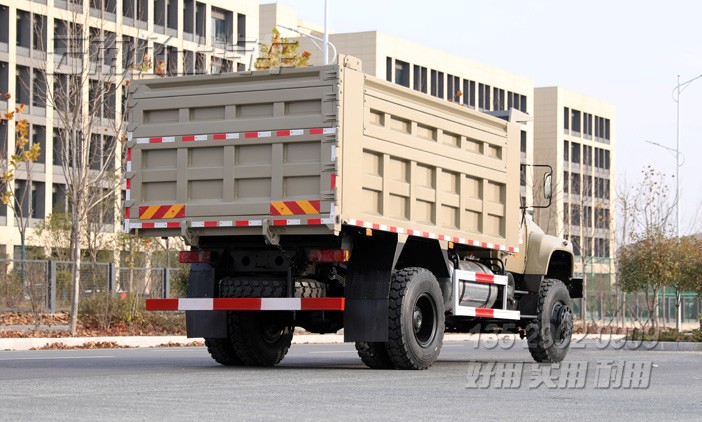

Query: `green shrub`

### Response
(79, 292, 135, 330)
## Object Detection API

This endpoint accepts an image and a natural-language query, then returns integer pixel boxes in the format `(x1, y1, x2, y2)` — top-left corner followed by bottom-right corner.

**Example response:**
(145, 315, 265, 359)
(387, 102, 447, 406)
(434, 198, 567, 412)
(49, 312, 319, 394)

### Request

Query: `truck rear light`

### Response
(179, 251, 211, 263)
(308, 249, 349, 263)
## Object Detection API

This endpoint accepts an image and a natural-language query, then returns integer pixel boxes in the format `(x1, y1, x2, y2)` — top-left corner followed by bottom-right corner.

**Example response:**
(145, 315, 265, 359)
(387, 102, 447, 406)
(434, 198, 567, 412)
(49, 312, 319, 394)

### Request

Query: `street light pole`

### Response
(672, 73, 702, 238)
(670, 73, 702, 330)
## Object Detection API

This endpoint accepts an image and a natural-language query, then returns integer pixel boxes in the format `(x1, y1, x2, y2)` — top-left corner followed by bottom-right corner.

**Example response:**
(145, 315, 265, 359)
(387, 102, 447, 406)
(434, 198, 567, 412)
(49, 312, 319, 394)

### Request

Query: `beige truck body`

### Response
(126, 55, 521, 255)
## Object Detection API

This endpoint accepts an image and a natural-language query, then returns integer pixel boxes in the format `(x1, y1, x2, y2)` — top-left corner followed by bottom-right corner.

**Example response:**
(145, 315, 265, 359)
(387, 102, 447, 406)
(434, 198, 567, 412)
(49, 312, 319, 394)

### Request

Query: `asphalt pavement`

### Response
(0, 339, 700, 421)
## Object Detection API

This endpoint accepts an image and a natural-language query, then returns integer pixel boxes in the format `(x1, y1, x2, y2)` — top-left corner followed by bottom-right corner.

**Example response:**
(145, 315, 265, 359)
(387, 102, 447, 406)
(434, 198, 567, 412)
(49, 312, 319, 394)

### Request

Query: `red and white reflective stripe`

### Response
(271, 217, 334, 226)
(130, 222, 181, 229)
(126, 148, 132, 172)
(125, 178, 131, 201)
(346, 219, 519, 253)
(129, 217, 334, 231)
(182, 134, 210, 142)
(244, 131, 272, 139)
(146, 297, 346, 311)
(454, 270, 508, 286)
(191, 220, 262, 228)
(135, 128, 337, 144)
(453, 306, 520, 320)
(136, 136, 176, 144)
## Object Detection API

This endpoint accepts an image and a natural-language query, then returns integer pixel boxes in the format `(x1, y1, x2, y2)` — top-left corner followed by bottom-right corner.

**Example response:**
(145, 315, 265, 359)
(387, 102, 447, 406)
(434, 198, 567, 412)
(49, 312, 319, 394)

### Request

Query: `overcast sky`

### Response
(263, 0, 702, 234)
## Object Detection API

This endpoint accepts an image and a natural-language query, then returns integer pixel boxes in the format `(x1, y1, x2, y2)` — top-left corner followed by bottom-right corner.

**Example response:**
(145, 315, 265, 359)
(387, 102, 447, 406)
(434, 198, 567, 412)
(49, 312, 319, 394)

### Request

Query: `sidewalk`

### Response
(2, 330, 701, 352)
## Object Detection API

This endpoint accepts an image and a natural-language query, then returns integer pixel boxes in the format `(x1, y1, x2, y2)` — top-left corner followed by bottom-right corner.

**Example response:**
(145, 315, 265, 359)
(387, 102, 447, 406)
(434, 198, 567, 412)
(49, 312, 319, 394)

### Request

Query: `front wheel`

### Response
(527, 278, 573, 363)
(385, 268, 445, 370)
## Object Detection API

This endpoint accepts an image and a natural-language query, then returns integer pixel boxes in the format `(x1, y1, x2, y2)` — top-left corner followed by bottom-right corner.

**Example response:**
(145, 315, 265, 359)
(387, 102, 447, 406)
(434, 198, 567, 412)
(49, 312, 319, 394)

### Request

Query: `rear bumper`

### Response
(146, 297, 345, 311)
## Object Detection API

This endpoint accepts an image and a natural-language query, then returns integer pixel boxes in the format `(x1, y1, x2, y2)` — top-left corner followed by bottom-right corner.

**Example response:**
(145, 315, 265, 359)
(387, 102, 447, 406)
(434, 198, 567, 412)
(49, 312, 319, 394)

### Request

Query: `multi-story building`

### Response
(533, 87, 616, 287)
(0, 0, 259, 258)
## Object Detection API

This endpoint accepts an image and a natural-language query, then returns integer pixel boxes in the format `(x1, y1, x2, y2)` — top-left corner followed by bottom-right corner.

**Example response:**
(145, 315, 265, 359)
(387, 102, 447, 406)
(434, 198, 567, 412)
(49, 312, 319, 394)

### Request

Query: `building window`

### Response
(584, 175, 592, 197)
(183, 0, 194, 34)
(52, 184, 67, 213)
(604, 149, 610, 170)
(478, 83, 491, 111)
(571, 109, 581, 134)
(33, 14, 47, 52)
(520, 131, 527, 154)
(31, 124, 46, 164)
(31, 70, 46, 108)
(583, 145, 592, 166)
(394, 59, 409, 88)
(564, 107, 569, 131)
(447, 74, 460, 102)
(570, 172, 580, 194)
(571, 142, 581, 164)
(16, 10, 31, 50)
(211, 7, 233, 45)
(463, 79, 476, 108)
(16, 65, 31, 106)
(430, 70, 444, 99)
(137, 0, 148, 22)
(493, 87, 505, 110)
(167, 0, 178, 31)
(386, 57, 392, 82)
(413, 65, 427, 93)
(571, 204, 580, 226)
(237, 13, 246, 48)
(563, 171, 569, 193)
(0, 6, 9, 47)
(564, 140, 569, 162)
(195, 2, 206, 44)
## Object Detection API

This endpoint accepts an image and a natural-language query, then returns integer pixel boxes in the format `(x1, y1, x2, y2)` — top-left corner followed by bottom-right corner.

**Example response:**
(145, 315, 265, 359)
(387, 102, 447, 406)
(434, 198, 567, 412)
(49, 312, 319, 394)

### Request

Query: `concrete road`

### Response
(0, 339, 700, 421)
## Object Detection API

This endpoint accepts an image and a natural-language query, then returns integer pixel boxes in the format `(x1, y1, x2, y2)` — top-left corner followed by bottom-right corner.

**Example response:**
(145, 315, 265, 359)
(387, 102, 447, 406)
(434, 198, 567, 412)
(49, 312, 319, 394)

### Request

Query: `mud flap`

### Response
(185, 263, 227, 338)
(343, 232, 400, 342)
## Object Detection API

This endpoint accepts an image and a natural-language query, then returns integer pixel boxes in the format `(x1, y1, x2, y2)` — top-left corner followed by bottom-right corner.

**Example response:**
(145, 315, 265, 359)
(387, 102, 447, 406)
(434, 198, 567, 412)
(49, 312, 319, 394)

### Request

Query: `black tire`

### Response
(527, 278, 573, 363)
(355, 342, 394, 369)
(204, 338, 243, 366)
(224, 277, 294, 367)
(294, 278, 326, 298)
(385, 268, 445, 370)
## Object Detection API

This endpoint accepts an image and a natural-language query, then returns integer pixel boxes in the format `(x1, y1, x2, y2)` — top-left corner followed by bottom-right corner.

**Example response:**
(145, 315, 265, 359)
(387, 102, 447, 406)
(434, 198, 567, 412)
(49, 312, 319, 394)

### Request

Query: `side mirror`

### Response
(543, 173, 553, 199)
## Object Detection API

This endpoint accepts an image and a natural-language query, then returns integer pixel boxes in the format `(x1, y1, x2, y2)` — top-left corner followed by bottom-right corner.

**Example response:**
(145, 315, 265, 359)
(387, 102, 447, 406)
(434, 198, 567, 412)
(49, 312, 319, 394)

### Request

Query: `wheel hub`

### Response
(550, 301, 573, 346)
(413, 293, 437, 347)
(413, 309, 423, 333)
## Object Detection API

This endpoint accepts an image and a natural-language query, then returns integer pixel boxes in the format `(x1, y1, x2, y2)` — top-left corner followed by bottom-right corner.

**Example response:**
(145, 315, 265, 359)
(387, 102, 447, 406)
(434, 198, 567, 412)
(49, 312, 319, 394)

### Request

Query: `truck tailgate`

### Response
(126, 67, 339, 237)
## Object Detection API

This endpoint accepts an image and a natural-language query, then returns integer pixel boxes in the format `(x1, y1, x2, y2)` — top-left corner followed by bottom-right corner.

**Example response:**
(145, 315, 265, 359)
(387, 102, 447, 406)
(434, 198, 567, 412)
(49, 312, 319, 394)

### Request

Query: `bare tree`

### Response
(618, 167, 676, 331)
(37, 10, 132, 334)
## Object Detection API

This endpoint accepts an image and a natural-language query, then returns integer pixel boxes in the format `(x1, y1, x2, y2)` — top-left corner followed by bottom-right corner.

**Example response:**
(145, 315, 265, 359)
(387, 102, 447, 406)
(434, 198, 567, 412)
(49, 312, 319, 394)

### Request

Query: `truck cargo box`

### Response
(126, 56, 520, 253)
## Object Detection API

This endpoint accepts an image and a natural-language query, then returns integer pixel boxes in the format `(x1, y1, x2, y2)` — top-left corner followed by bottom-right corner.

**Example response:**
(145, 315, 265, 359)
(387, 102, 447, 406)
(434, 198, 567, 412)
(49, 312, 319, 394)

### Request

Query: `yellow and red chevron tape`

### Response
(270, 200, 320, 216)
(139, 204, 185, 220)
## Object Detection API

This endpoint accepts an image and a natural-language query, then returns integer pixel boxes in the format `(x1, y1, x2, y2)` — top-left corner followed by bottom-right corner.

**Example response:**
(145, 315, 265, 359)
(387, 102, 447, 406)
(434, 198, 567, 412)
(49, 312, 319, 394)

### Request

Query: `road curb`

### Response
(1, 333, 701, 352)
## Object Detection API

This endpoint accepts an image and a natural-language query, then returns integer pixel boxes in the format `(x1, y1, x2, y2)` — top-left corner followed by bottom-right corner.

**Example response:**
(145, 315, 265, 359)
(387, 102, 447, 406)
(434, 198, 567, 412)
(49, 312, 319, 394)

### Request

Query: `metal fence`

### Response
(1, 258, 699, 326)
(0, 259, 183, 313)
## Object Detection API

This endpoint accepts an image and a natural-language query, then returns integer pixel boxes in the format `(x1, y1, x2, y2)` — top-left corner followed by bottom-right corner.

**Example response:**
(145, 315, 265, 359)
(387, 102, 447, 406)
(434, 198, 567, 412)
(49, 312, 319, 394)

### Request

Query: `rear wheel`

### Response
(204, 338, 242, 366)
(224, 277, 294, 367)
(385, 268, 445, 370)
(355, 342, 394, 369)
(527, 278, 573, 363)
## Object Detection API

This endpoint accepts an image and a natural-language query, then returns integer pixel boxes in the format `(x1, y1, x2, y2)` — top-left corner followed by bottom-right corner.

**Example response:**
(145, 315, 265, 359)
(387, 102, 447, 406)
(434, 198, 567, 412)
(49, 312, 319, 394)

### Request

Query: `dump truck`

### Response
(126, 55, 582, 369)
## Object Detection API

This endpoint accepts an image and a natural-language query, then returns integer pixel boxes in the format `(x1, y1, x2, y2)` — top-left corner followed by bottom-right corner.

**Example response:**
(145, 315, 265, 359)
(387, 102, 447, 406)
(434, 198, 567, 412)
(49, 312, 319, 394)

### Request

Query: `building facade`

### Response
(0, 0, 259, 258)
(533, 87, 616, 285)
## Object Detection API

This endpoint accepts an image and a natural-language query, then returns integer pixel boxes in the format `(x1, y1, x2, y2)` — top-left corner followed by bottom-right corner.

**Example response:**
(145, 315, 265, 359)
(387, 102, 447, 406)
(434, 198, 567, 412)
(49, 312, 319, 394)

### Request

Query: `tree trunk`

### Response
(69, 198, 82, 335)
(675, 288, 682, 332)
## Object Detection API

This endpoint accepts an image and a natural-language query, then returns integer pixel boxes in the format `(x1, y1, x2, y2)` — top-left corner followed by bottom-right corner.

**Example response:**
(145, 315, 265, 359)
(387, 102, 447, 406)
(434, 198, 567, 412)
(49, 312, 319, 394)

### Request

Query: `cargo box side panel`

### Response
(339, 73, 519, 251)
(125, 67, 340, 238)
